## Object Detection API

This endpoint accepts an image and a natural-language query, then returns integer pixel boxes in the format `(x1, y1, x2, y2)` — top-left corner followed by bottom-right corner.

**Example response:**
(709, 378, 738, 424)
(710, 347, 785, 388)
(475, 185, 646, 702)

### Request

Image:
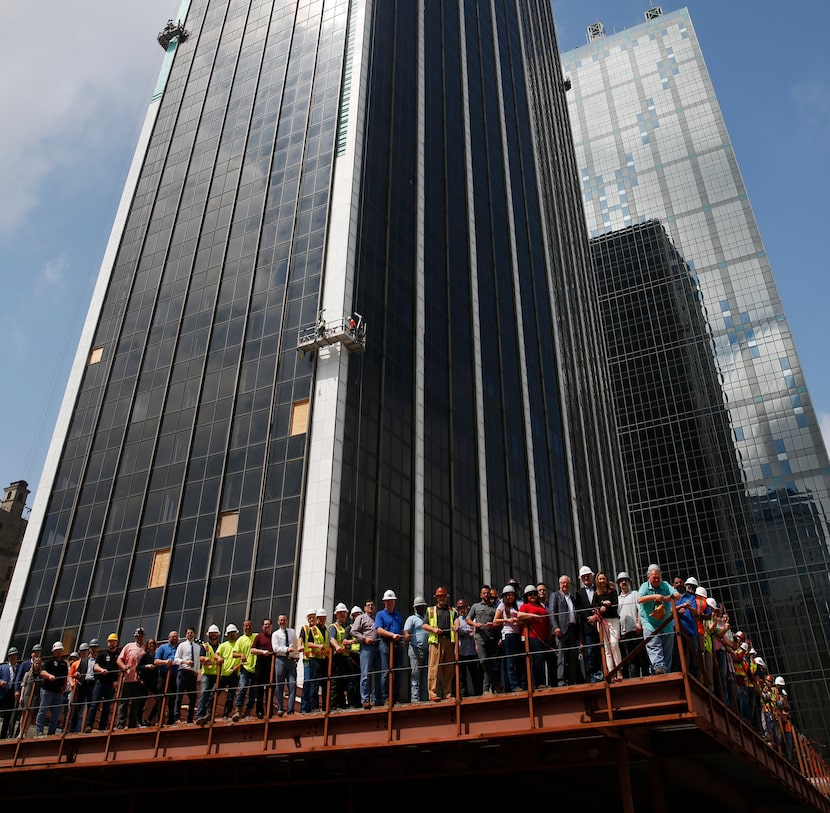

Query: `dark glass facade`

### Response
(593, 221, 755, 591)
(2, 0, 628, 654)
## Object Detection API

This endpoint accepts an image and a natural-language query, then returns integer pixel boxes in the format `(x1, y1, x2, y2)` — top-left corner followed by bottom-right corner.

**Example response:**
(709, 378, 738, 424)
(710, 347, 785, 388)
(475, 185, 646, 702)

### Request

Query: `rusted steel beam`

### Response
(1, 676, 828, 811)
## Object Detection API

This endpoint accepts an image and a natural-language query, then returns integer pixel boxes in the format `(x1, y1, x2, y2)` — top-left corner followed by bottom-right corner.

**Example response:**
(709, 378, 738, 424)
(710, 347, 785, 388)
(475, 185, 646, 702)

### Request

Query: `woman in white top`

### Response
(494, 585, 525, 692)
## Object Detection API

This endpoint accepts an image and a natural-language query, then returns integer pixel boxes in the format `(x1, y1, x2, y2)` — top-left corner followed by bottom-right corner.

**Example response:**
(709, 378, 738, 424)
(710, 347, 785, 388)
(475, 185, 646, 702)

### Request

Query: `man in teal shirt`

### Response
(637, 564, 681, 674)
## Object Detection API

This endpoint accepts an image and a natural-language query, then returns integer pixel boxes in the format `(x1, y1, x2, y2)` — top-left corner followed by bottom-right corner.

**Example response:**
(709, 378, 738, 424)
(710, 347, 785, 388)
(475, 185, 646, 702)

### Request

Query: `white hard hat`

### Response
(616, 572, 631, 582)
(334, 603, 349, 613)
(523, 584, 538, 596)
(382, 589, 397, 601)
(350, 606, 362, 616)
(413, 595, 427, 606)
(740, 642, 749, 652)
(706, 597, 718, 609)
(225, 624, 238, 634)
(685, 577, 699, 587)
(775, 676, 786, 686)
(695, 586, 707, 598)
(578, 566, 594, 577)
(501, 585, 515, 595)
(754, 657, 766, 669)
(316, 608, 327, 617)
(207, 624, 220, 634)
(306, 609, 317, 618)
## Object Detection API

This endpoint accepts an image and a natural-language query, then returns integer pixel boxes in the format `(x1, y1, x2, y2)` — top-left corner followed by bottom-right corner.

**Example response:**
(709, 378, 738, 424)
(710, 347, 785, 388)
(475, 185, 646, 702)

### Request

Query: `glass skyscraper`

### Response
(592, 221, 755, 590)
(0, 1, 628, 661)
(563, 8, 830, 741)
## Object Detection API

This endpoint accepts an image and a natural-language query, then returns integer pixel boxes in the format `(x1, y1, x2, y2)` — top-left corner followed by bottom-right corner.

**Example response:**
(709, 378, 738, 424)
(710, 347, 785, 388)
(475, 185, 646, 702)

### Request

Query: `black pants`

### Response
(255, 659, 273, 717)
(176, 670, 198, 723)
(556, 625, 580, 686)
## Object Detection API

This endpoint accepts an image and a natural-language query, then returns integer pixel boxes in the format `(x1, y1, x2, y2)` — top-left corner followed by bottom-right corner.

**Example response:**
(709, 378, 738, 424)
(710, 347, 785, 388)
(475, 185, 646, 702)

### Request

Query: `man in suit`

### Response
(0, 647, 21, 738)
(551, 576, 581, 686)
(574, 566, 602, 682)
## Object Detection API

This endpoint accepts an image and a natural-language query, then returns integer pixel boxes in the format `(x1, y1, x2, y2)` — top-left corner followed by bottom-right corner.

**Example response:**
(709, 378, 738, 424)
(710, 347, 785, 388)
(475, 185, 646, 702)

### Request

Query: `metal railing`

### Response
(2, 613, 828, 799)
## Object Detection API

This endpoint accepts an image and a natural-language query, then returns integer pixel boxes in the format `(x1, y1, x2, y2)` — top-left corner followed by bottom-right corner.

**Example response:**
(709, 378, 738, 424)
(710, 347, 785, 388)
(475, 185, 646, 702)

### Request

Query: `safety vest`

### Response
(349, 631, 360, 654)
(329, 623, 348, 654)
(302, 624, 327, 660)
(733, 651, 747, 686)
(201, 641, 220, 676)
(693, 595, 708, 636)
(426, 605, 457, 644)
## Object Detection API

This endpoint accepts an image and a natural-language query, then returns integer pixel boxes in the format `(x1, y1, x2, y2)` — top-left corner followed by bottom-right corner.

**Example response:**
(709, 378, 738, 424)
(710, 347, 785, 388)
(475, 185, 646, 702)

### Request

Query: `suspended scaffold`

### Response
(158, 19, 188, 50)
(297, 311, 366, 354)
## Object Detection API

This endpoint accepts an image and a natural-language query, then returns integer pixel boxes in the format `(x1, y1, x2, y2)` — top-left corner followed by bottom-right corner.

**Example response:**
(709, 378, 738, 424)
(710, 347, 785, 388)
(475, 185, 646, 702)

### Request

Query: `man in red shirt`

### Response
(518, 585, 551, 689)
(117, 627, 147, 729)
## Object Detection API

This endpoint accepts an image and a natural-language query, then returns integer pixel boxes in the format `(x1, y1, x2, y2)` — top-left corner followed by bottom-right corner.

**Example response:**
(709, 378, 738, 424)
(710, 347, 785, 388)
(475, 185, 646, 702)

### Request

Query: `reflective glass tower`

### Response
(563, 8, 830, 741)
(592, 221, 755, 590)
(1, 1, 628, 660)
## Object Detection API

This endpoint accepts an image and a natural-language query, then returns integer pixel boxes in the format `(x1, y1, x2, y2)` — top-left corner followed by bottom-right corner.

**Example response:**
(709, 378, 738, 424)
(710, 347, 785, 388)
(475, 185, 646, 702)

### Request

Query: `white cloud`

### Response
(36, 255, 70, 294)
(819, 412, 830, 458)
(791, 74, 830, 161)
(0, 2, 172, 232)
(8, 316, 28, 362)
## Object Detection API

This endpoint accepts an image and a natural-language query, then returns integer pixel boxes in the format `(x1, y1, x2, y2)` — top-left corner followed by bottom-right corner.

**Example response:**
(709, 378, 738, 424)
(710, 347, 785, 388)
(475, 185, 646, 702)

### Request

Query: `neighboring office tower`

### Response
(563, 8, 830, 741)
(592, 221, 754, 603)
(1, 1, 628, 660)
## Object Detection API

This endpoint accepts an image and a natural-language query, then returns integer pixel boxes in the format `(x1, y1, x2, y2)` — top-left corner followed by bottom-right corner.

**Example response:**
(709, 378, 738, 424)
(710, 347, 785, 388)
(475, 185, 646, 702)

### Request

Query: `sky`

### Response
(0, 1, 827, 513)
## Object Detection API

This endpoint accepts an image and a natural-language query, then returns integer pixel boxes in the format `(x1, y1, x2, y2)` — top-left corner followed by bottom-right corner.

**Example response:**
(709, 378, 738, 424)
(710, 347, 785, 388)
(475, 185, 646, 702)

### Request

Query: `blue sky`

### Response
(0, 2, 827, 510)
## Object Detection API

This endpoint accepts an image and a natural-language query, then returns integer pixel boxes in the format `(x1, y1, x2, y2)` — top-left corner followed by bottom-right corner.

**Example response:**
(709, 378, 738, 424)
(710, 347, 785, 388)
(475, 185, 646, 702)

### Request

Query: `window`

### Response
(148, 548, 171, 589)
(217, 510, 239, 538)
(88, 346, 104, 365)
(289, 399, 309, 436)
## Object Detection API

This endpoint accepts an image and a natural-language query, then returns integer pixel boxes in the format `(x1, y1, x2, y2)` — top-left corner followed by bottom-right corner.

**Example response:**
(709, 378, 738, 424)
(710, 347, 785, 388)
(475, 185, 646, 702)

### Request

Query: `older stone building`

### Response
(0, 481, 28, 610)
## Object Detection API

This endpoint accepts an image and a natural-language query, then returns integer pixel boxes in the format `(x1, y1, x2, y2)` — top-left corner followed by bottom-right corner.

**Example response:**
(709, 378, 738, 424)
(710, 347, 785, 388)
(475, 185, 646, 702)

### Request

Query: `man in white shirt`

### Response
(173, 627, 200, 724)
(271, 615, 297, 716)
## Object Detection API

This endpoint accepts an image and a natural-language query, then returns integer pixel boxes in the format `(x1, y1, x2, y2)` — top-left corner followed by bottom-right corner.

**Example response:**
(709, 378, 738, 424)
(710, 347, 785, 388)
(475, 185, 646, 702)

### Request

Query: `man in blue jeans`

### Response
(36, 642, 68, 736)
(350, 600, 382, 709)
(638, 564, 681, 674)
(195, 625, 222, 724)
(375, 589, 407, 704)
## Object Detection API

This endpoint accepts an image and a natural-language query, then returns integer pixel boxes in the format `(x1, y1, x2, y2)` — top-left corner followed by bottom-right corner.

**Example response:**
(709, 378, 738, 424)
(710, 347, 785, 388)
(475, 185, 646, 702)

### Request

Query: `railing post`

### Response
(671, 601, 694, 713)
(324, 647, 334, 746)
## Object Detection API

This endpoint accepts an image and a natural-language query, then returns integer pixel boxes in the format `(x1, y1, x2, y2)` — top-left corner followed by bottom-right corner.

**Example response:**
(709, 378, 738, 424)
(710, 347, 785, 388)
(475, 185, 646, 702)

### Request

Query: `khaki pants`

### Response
(427, 639, 455, 700)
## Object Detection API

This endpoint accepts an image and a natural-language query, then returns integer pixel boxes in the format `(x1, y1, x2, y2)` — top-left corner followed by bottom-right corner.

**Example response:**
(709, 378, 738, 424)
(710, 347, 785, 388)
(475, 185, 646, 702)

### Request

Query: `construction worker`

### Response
(195, 625, 222, 725)
(328, 604, 354, 709)
(299, 610, 327, 713)
(217, 624, 243, 721)
(423, 587, 458, 701)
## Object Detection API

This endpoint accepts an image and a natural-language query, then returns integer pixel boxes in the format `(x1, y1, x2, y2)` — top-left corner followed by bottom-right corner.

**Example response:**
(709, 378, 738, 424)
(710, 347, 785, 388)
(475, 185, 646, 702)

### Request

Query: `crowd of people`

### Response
(0, 563, 794, 756)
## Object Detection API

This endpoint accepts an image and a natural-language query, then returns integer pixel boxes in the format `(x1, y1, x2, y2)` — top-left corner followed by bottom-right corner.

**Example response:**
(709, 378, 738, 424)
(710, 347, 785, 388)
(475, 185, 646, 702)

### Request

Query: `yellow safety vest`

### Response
(302, 624, 327, 660)
(426, 605, 457, 645)
(329, 623, 349, 655)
